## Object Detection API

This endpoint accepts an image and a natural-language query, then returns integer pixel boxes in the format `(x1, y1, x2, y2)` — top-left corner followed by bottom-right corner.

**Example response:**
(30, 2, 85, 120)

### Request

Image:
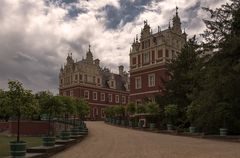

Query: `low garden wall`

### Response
(0, 122, 9, 132)
(9, 121, 54, 136)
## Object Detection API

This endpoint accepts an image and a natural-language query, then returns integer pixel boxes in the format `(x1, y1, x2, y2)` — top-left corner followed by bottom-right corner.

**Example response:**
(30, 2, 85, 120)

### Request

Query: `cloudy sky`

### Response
(0, 0, 229, 93)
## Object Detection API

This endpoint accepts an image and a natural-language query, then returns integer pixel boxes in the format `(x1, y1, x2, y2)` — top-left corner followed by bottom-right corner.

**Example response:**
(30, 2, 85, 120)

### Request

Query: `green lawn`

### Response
(0, 134, 42, 157)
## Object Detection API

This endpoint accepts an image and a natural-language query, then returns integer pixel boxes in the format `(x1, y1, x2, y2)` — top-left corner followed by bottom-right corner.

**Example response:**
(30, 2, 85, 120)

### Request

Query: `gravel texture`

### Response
(51, 121, 240, 158)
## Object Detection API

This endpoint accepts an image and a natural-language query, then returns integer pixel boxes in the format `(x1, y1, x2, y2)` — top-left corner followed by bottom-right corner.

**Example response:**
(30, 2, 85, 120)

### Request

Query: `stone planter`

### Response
(116, 119, 120, 125)
(60, 131, 71, 140)
(42, 136, 55, 147)
(150, 123, 156, 130)
(71, 128, 80, 136)
(10, 141, 26, 157)
(138, 121, 143, 128)
(189, 126, 196, 133)
(78, 127, 88, 135)
(121, 120, 125, 126)
(129, 121, 133, 127)
(220, 128, 228, 136)
(167, 124, 173, 131)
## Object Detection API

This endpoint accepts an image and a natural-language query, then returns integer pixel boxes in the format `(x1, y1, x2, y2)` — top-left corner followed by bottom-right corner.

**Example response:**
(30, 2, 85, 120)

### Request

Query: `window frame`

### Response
(148, 73, 155, 87)
(115, 95, 119, 103)
(84, 90, 89, 99)
(108, 94, 112, 102)
(135, 77, 142, 89)
(101, 93, 105, 101)
(93, 92, 98, 100)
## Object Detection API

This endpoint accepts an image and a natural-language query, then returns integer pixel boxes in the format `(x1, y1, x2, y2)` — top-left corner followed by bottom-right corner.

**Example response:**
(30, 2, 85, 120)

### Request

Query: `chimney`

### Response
(119, 65, 124, 76)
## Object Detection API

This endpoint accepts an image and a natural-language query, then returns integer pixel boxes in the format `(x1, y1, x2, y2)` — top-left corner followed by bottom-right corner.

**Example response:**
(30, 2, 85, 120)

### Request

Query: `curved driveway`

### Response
(52, 121, 240, 158)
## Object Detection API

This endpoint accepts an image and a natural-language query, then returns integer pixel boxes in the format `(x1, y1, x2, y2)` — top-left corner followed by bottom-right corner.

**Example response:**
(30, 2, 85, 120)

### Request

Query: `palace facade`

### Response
(129, 8, 187, 104)
(59, 8, 187, 119)
(59, 46, 129, 120)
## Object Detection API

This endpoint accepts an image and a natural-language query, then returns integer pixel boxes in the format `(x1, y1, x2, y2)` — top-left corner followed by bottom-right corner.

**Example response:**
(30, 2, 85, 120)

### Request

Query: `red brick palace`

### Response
(59, 8, 187, 120)
(59, 46, 129, 120)
(129, 8, 187, 104)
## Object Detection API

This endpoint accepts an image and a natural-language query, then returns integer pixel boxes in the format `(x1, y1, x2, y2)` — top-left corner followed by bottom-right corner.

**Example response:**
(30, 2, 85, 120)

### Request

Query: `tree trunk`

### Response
(64, 113, 67, 131)
(17, 113, 20, 142)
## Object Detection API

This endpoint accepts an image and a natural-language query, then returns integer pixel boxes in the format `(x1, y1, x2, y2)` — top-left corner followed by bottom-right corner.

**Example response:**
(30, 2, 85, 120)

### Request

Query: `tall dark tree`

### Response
(195, 0, 240, 134)
(156, 37, 205, 127)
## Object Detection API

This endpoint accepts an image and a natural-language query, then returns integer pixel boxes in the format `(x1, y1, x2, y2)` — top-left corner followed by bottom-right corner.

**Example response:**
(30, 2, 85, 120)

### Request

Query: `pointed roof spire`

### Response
(89, 44, 91, 52)
(176, 6, 179, 15)
(136, 34, 138, 42)
(169, 21, 171, 29)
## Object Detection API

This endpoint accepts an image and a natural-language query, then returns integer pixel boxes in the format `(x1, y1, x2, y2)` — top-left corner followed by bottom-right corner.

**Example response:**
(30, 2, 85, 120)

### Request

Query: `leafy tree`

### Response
(104, 106, 115, 118)
(136, 105, 146, 114)
(157, 37, 205, 128)
(36, 91, 63, 136)
(195, 0, 240, 134)
(75, 98, 90, 120)
(164, 104, 178, 125)
(0, 89, 10, 121)
(146, 102, 159, 123)
(186, 101, 201, 127)
(58, 96, 75, 131)
(6, 80, 37, 142)
(126, 102, 136, 115)
(114, 105, 125, 117)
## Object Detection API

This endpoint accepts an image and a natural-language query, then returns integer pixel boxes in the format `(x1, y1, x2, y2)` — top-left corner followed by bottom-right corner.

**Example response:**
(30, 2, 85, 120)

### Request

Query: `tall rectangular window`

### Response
(79, 74, 82, 80)
(115, 95, 119, 103)
(70, 90, 73, 96)
(101, 93, 105, 101)
(152, 51, 155, 62)
(135, 77, 142, 89)
(143, 52, 149, 64)
(108, 94, 112, 102)
(165, 49, 169, 57)
(132, 57, 137, 65)
(158, 49, 163, 58)
(122, 96, 126, 104)
(148, 74, 155, 87)
(93, 92, 97, 100)
(75, 74, 78, 80)
(84, 90, 89, 99)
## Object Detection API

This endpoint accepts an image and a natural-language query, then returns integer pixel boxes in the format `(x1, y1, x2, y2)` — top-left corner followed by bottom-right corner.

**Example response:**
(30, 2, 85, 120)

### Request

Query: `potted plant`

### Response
(6, 80, 38, 157)
(164, 104, 178, 131)
(58, 96, 75, 140)
(75, 98, 90, 136)
(37, 91, 62, 146)
(104, 106, 114, 123)
(186, 102, 200, 133)
(136, 105, 146, 128)
(126, 103, 136, 127)
(113, 105, 125, 125)
(217, 102, 230, 136)
(146, 102, 159, 130)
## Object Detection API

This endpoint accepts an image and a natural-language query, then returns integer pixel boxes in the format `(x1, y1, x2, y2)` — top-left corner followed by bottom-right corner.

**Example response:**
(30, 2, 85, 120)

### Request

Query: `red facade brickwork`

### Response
(0, 122, 9, 131)
(130, 65, 168, 103)
(9, 121, 54, 136)
(59, 85, 129, 120)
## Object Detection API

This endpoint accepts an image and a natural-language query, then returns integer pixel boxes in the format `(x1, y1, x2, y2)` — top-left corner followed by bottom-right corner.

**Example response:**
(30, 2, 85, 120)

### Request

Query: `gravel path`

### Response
(52, 121, 240, 158)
